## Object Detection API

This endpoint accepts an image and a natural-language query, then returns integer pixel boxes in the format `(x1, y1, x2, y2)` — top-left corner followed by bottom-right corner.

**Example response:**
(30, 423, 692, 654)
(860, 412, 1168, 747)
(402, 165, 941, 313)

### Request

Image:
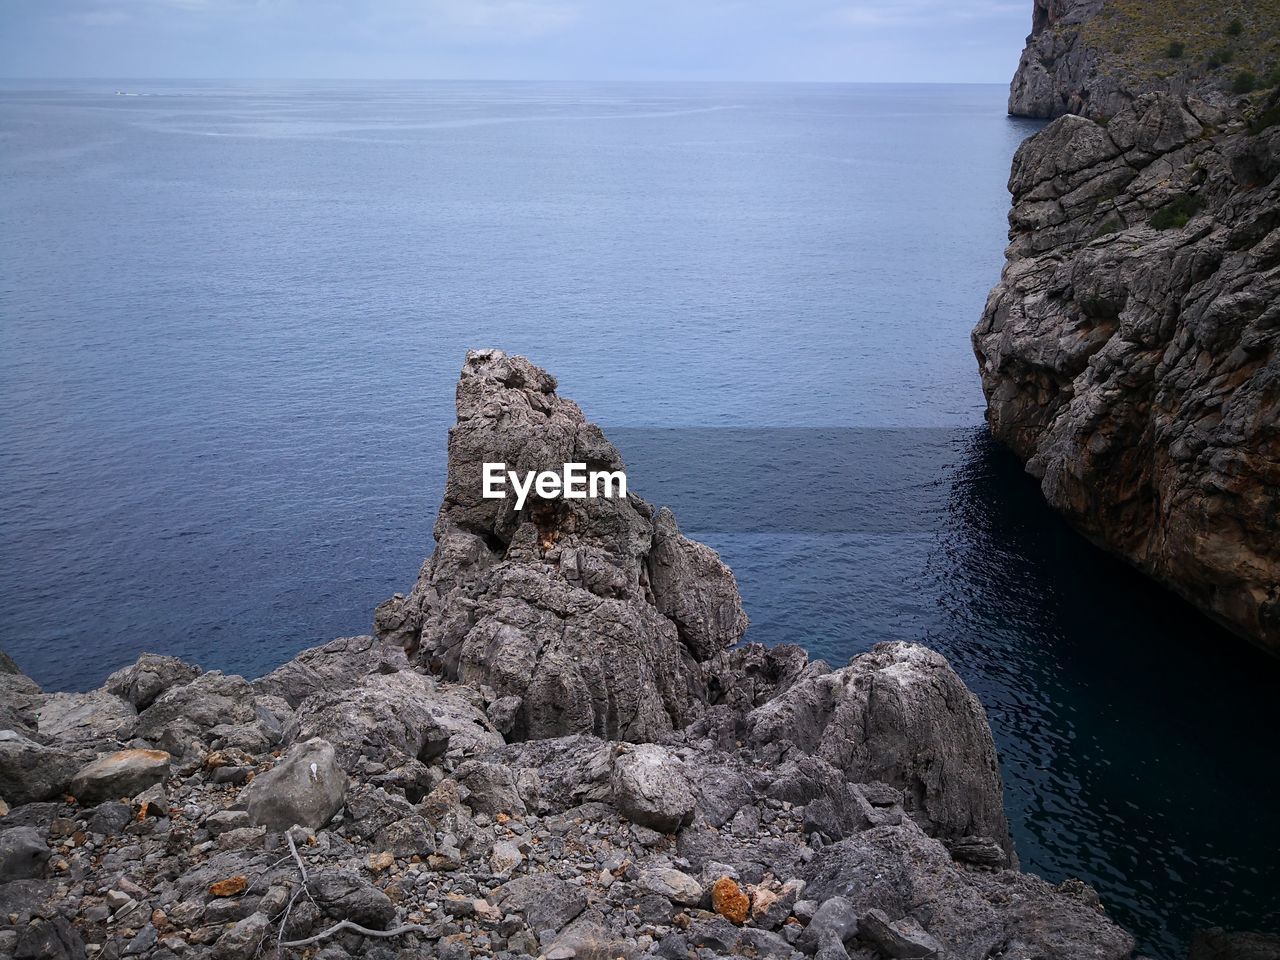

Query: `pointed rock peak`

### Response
(376, 350, 747, 742)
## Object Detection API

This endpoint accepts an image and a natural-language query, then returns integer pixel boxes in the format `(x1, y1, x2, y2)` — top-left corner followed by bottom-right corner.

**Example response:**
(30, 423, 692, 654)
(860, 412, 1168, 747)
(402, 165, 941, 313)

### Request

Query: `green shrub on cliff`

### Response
(1227, 17, 1243, 37)
(1080, 0, 1280, 92)
(1166, 40, 1186, 59)
(1095, 217, 1125, 238)
(1207, 48, 1239, 70)
(1234, 70, 1258, 93)
(1151, 194, 1204, 230)
(1249, 88, 1280, 133)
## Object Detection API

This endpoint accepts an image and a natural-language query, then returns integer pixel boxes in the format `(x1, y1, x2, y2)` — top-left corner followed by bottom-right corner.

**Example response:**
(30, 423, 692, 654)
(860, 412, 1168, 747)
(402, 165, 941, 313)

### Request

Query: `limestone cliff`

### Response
(1008, 0, 1280, 120)
(974, 91, 1280, 652)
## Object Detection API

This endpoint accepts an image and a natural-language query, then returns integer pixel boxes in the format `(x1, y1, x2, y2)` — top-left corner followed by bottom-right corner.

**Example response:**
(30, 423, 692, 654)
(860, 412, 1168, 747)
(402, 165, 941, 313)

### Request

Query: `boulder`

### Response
(0, 731, 80, 806)
(311, 869, 396, 928)
(752, 878, 803, 930)
(749, 642, 1013, 861)
(87, 801, 134, 836)
(0, 827, 50, 881)
(494, 874, 587, 935)
(37, 689, 137, 746)
(700, 642, 820, 715)
(253, 634, 408, 707)
(479, 735, 615, 814)
(340, 782, 418, 841)
(610, 742, 697, 833)
(489, 839, 524, 874)
(135, 672, 259, 754)
(638, 867, 703, 906)
(765, 755, 888, 841)
(797, 896, 859, 953)
(946, 835, 1010, 869)
(692, 763, 755, 828)
(13, 915, 86, 960)
(242, 738, 346, 832)
(212, 912, 270, 960)
(0, 665, 45, 736)
(711, 876, 749, 924)
(450, 759, 527, 817)
(286, 670, 500, 784)
(858, 908, 943, 959)
(648, 506, 750, 660)
(104, 653, 201, 710)
(135, 782, 168, 818)
(801, 820, 1133, 960)
(685, 917, 794, 959)
(69, 749, 170, 805)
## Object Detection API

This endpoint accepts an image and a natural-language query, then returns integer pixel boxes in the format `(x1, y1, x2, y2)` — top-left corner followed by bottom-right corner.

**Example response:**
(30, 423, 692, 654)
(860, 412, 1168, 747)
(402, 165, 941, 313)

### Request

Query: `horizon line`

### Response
(0, 76, 1012, 86)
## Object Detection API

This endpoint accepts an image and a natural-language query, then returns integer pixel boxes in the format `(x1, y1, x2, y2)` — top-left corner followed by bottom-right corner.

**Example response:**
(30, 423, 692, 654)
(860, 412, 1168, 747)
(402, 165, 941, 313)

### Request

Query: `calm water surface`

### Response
(1, 81, 1277, 957)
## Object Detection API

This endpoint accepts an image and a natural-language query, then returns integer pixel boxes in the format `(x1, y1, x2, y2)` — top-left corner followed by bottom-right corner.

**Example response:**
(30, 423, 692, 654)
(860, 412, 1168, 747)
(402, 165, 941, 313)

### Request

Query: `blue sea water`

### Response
(1, 80, 1277, 957)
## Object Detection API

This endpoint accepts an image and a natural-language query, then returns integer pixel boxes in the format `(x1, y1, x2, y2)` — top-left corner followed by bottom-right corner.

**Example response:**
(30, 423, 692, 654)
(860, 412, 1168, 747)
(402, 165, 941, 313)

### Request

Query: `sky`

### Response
(0, 0, 1034, 82)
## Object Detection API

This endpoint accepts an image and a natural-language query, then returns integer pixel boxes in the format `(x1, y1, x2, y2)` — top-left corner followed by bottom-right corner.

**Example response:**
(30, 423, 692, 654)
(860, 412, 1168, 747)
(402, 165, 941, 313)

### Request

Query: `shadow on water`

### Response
(620, 426, 1280, 959)
(933, 430, 1280, 959)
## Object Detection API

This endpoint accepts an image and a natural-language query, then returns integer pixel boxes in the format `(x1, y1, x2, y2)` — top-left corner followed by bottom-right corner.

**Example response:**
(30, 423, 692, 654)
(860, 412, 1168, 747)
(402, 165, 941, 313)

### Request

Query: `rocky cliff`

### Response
(1008, 0, 1280, 120)
(975, 87, 1280, 651)
(0, 352, 1135, 960)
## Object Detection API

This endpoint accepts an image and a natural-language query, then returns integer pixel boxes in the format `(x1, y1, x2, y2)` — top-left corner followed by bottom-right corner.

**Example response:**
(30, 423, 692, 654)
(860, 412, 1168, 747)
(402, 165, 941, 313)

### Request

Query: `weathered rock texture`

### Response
(0, 356, 1138, 959)
(747, 642, 1014, 862)
(975, 92, 1280, 653)
(375, 348, 749, 742)
(1008, 0, 1280, 120)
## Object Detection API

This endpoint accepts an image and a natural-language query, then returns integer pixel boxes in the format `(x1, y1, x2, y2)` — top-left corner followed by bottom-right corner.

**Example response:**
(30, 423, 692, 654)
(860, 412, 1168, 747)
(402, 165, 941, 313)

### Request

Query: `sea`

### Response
(1, 80, 1277, 957)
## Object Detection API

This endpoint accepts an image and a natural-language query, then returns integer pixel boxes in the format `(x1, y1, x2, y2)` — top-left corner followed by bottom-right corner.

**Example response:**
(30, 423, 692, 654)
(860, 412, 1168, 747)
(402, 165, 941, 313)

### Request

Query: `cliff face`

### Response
(974, 93, 1280, 652)
(1008, 0, 1280, 120)
(1008, 0, 1109, 118)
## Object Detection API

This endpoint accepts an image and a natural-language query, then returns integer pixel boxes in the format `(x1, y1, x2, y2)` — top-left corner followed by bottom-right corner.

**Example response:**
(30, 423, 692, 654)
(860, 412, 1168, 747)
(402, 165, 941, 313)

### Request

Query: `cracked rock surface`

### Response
(975, 94, 1280, 653)
(1005, 0, 1278, 121)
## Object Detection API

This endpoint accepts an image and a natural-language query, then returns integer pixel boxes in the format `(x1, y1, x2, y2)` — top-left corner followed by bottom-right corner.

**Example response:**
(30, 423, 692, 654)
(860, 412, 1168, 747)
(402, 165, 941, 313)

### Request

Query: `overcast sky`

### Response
(0, 0, 1033, 82)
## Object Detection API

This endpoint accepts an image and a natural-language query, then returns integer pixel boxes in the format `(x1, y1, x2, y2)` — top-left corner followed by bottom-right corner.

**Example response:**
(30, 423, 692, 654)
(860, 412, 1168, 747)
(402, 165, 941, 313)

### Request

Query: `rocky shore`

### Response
(0, 351, 1136, 960)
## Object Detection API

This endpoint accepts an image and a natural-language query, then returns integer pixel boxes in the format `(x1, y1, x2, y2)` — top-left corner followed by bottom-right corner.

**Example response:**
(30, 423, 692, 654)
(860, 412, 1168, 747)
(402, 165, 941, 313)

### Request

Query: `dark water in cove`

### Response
(1, 81, 1277, 956)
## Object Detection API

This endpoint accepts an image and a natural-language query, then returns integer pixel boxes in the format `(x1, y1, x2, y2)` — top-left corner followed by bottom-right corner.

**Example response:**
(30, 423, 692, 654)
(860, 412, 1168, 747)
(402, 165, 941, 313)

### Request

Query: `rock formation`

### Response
(0, 353, 1136, 959)
(978, 66, 1280, 652)
(1008, 0, 1109, 119)
(1008, 0, 1280, 120)
(746, 643, 1014, 863)
(375, 348, 748, 743)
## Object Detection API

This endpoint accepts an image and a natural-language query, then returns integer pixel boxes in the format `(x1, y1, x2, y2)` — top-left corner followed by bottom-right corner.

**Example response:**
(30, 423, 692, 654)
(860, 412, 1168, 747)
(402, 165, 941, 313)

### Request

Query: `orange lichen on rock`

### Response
(712, 876, 749, 925)
(209, 875, 248, 897)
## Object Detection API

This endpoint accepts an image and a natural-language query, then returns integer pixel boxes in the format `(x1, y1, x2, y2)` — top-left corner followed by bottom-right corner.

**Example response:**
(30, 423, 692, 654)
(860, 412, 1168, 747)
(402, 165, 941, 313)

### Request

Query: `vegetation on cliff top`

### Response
(1082, 0, 1280, 90)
